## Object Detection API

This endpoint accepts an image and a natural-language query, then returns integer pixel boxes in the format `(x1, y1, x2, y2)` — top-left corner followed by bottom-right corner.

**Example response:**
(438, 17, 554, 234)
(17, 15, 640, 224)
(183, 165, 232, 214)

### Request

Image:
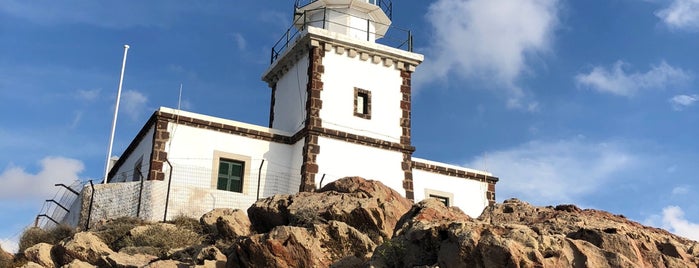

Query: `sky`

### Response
(1, 0, 699, 252)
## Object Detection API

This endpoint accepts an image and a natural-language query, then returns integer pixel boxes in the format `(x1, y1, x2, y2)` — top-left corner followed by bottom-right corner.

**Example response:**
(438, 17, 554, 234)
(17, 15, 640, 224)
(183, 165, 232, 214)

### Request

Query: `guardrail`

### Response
(270, 6, 412, 64)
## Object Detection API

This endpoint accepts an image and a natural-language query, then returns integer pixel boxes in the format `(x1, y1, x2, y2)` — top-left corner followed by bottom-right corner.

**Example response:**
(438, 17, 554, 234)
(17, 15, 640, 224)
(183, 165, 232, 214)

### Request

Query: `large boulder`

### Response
(101, 252, 158, 268)
(228, 221, 376, 267)
(248, 177, 412, 241)
(371, 198, 699, 268)
(53, 232, 115, 265)
(24, 243, 55, 268)
(200, 208, 251, 239)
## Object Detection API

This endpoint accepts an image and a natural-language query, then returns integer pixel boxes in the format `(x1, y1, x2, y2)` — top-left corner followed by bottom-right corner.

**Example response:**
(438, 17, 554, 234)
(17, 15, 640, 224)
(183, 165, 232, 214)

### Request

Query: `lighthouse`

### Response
(262, 0, 424, 197)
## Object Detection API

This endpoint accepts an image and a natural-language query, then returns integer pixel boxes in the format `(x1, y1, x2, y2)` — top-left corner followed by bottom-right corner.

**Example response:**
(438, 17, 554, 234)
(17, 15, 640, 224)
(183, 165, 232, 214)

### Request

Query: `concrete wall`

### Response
(110, 126, 155, 182)
(272, 54, 309, 134)
(412, 169, 490, 218)
(315, 136, 404, 194)
(320, 48, 403, 143)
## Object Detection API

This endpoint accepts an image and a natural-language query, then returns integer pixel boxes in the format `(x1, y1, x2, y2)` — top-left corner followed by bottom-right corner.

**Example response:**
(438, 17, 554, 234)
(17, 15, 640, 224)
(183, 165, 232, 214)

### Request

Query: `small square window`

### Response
(217, 159, 244, 193)
(429, 194, 450, 207)
(354, 88, 371, 119)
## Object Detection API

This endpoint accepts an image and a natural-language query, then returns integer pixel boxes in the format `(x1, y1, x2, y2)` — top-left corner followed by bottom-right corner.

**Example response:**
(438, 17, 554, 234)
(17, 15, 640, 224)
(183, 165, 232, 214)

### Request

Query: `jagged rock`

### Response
(61, 259, 95, 268)
(200, 208, 251, 239)
(228, 220, 376, 267)
(247, 194, 293, 233)
(248, 177, 412, 240)
(20, 262, 45, 268)
(371, 198, 699, 268)
(101, 252, 157, 268)
(53, 232, 115, 265)
(145, 259, 188, 267)
(24, 243, 55, 268)
(195, 245, 227, 264)
(198, 259, 226, 268)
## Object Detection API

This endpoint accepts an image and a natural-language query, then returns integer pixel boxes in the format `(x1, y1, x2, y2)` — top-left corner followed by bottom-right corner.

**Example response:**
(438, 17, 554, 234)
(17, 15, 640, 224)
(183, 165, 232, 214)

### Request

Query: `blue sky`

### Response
(2, 0, 699, 252)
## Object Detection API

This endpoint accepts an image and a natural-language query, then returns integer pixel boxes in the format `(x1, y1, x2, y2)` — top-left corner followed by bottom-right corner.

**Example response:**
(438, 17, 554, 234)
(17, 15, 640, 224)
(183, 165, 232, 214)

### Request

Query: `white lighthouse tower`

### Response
(262, 0, 424, 198)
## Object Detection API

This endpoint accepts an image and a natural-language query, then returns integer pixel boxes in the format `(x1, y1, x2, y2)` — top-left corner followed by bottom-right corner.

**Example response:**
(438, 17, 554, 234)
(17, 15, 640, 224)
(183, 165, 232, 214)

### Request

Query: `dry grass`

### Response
(93, 217, 146, 251)
(18, 225, 75, 253)
(169, 215, 204, 235)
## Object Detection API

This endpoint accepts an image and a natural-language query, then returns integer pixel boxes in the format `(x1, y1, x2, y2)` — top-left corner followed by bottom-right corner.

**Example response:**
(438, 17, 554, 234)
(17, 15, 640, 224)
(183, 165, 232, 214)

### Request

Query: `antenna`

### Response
(103, 44, 130, 184)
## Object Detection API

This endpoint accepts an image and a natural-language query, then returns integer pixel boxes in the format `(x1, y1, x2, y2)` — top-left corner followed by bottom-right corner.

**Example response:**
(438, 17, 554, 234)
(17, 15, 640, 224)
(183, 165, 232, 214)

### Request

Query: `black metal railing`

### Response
(270, 6, 412, 64)
(294, 0, 393, 19)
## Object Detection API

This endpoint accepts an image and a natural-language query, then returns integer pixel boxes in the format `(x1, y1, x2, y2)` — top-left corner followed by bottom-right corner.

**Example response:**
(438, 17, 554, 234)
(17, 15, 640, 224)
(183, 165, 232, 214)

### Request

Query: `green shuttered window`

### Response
(217, 159, 244, 193)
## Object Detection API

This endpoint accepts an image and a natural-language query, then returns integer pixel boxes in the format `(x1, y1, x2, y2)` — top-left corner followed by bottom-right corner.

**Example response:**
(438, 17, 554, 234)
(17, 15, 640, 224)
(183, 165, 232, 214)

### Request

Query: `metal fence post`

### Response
(85, 180, 95, 230)
(163, 159, 174, 222)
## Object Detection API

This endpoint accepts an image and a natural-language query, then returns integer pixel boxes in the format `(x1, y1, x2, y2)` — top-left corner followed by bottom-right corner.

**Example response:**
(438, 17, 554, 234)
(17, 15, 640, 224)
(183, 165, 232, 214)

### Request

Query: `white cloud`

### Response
(75, 89, 100, 102)
(230, 33, 247, 51)
(120, 90, 148, 121)
(416, 0, 560, 106)
(669, 94, 698, 110)
(0, 157, 84, 201)
(660, 206, 699, 241)
(575, 61, 691, 97)
(656, 0, 699, 31)
(464, 138, 637, 205)
(671, 185, 691, 195)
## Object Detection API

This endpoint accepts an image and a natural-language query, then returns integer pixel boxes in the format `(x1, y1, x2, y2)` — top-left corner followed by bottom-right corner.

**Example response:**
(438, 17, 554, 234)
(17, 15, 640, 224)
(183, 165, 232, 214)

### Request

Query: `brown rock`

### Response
(145, 259, 188, 268)
(247, 194, 293, 233)
(228, 221, 377, 268)
(101, 252, 157, 268)
(53, 232, 115, 265)
(20, 262, 45, 268)
(198, 259, 226, 268)
(24, 243, 55, 268)
(248, 177, 412, 240)
(195, 245, 226, 264)
(371, 198, 699, 268)
(200, 208, 251, 239)
(61, 259, 95, 268)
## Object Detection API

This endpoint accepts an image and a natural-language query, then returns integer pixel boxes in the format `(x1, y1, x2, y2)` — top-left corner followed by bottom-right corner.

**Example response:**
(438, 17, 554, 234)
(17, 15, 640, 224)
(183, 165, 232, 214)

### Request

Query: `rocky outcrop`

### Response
(102, 251, 158, 267)
(372, 198, 699, 268)
(24, 243, 55, 268)
(200, 208, 251, 239)
(248, 177, 412, 240)
(15, 177, 699, 268)
(53, 232, 115, 265)
(228, 221, 376, 268)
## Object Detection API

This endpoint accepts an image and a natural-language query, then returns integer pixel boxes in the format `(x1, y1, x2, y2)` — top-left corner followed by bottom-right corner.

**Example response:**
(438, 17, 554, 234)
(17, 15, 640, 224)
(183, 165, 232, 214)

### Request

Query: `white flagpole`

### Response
(104, 44, 130, 183)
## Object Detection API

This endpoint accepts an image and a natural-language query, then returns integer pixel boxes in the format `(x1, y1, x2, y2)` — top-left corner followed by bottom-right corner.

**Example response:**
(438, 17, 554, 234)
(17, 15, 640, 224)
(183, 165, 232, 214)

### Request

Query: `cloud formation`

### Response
(656, 0, 699, 31)
(120, 90, 149, 121)
(0, 238, 18, 254)
(417, 0, 560, 106)
(0, 157, 84, 201)
(464, 138, 638, 205)
(575, 61, 691, 97)
(660, 206, 699, 240)
(669, 94, 698, 110)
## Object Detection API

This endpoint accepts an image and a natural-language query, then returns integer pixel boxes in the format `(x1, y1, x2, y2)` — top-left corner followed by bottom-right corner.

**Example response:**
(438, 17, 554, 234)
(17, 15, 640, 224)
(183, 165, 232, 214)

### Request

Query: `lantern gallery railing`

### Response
(270, 6, 413, 64)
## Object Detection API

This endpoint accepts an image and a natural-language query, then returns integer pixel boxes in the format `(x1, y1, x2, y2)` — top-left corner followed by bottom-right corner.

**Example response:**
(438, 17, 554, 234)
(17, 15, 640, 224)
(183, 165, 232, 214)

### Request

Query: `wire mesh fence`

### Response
(37, 157, 304, 230)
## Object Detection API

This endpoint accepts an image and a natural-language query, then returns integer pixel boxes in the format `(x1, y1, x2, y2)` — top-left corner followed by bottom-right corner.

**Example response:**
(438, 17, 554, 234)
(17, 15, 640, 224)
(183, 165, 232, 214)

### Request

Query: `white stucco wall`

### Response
(110, 126, 155, 182)
(272, 54, 309, 134)
(163, 121, 301, 217)
(413, 169, 490, 218)
(320, 50, 403, 143)
(315, 137, 405, 195)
